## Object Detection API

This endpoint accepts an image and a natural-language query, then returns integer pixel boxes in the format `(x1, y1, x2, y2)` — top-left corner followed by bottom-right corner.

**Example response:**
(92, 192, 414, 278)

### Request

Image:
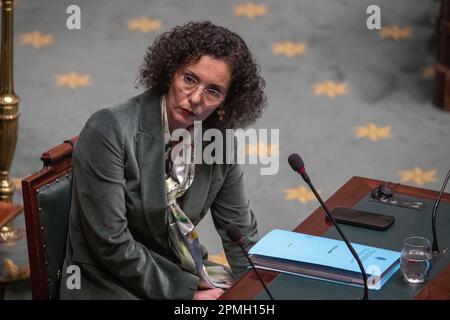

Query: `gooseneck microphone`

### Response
(225, 224, 274, 300)
(431, 169, 450, 254)
(288, 153, 369, 300)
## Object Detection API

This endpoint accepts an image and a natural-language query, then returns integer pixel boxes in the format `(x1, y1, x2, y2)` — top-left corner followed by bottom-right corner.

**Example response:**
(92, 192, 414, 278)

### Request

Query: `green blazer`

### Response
(60, 92, 258, 299)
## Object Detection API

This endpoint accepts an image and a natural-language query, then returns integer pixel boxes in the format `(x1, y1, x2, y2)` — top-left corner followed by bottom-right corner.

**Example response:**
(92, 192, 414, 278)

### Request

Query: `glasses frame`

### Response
(176, 71, 226, 105)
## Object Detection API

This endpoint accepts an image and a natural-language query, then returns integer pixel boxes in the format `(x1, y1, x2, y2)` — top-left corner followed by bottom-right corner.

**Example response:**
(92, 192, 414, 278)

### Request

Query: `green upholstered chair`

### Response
(22, 137, 78, 299)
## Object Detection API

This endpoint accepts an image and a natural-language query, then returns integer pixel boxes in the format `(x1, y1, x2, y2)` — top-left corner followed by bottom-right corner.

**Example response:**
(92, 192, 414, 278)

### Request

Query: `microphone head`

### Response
(225, 224, 243, 244)
(288, 153, 305, 172)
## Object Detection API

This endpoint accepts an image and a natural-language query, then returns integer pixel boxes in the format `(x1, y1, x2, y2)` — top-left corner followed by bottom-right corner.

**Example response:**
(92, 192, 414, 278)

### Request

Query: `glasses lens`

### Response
(179, 73, 224, 104)
(204, 89, 223, 104)
(182, 74, 196, 88)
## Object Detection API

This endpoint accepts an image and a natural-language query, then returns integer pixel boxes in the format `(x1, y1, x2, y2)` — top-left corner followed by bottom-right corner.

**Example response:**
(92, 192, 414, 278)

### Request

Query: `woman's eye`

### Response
(184, 75, 197, 85)
(205, 89, 222, 97)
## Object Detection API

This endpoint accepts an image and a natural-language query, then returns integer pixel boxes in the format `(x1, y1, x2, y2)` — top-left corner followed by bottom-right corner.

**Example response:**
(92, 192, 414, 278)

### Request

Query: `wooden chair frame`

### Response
(22, 137, 78, 299)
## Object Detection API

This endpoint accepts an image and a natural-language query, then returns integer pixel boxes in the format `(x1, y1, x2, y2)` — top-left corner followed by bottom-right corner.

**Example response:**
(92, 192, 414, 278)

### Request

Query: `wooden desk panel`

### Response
(220, 176, 450, 300)
(0, 201, 22, 228)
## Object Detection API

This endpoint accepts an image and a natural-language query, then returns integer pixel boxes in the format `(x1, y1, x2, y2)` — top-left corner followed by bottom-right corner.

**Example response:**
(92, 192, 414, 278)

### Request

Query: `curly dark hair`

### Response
(138, 21, 267, 130)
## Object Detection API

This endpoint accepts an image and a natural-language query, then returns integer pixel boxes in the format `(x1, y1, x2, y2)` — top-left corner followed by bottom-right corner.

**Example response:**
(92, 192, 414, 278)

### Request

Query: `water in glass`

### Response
(400, 237, 432, 284)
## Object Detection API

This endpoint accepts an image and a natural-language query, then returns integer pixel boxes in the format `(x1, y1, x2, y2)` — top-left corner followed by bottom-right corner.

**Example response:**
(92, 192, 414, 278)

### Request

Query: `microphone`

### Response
(225, 224, 274, 300)
(431, 168, 450, 255)
(288, 153, 369, 300)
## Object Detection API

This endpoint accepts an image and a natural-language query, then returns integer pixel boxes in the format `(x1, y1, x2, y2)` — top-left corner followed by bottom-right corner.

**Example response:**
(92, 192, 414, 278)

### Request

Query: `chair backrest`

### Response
(22, 137, 78, 300)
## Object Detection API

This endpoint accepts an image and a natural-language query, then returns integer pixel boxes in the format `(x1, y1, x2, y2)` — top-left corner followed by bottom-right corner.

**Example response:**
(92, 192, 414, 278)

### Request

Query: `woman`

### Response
(60, 21, 266, 300)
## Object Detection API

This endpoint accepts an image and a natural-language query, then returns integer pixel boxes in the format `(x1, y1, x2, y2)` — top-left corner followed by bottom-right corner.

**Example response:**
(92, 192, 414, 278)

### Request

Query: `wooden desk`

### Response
(220, 176, 450, 300)
(0, 201, 22, 228)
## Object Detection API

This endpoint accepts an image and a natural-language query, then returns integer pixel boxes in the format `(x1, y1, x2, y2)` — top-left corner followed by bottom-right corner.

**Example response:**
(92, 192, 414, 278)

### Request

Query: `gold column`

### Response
(0, 0, 22, 242)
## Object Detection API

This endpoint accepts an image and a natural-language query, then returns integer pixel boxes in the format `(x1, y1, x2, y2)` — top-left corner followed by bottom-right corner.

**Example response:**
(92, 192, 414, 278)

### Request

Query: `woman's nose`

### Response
(189, 86, 203, 105)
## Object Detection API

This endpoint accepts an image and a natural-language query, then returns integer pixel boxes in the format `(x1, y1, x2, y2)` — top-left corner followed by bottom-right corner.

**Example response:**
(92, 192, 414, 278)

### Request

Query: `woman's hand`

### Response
(193, 288, 225, 300)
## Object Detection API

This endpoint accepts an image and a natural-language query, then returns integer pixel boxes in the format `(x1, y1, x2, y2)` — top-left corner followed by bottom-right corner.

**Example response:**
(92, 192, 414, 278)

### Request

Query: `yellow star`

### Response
(127, 18, 162, 32)
(313, 81, 348, 98)
(55, 72, 91, 89)
(355, 123, 392, 142)
(399, 167, 438, 186)
(380, 25, 412, 40)
(209, 252, 229, 267)
(20, 31, 54, 48)
(283, 186, 317, 204)
(234, 3, 267, 19)
(246, 143, 279, 157)
(272, 41, 307, 57)
(421, 66, 435, 79)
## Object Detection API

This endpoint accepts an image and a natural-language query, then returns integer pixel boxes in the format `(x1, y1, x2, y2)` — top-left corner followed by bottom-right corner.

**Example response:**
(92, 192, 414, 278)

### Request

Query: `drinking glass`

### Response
(400, 236, 433, 284)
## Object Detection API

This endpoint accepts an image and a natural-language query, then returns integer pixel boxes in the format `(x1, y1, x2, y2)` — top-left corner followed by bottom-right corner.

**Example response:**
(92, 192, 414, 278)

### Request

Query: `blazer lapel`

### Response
(180, 161, 212, 223)
(136, 93, 214, 231)
(180, 126, 213, 223)
(136, 93, 168, 240)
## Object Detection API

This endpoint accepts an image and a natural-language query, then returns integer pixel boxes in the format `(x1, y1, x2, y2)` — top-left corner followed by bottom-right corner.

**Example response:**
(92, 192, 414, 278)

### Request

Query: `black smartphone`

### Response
(328, 207, 395, 231)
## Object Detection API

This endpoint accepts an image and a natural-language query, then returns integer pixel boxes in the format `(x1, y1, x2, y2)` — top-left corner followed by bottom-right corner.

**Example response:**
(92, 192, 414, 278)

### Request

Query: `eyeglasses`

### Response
(178, 72, 225, 105)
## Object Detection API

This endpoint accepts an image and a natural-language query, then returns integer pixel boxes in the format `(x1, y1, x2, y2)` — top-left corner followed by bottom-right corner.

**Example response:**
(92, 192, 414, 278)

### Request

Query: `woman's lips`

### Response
(180, 107, 195, 117)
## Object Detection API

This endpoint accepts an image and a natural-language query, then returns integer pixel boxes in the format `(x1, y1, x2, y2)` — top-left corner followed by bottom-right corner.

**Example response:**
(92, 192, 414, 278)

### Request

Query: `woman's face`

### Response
(166, 55, 231, 132)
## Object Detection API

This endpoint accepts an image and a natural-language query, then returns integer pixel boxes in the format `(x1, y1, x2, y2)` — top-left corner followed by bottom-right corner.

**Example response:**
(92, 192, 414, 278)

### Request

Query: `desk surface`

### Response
(0, 202, 22, 228)
(220, 176, 450, 300)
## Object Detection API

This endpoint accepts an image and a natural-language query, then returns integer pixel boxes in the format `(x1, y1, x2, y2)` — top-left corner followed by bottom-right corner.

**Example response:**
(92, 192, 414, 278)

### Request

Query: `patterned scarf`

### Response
(161, 96, 233, 289)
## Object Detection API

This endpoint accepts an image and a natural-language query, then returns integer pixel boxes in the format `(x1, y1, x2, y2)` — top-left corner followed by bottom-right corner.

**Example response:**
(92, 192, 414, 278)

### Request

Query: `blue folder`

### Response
(249, 229, 401, 290)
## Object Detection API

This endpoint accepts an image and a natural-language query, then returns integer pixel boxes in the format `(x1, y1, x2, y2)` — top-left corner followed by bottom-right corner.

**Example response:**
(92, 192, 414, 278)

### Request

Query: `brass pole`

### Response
(0, 0, 22, 242)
